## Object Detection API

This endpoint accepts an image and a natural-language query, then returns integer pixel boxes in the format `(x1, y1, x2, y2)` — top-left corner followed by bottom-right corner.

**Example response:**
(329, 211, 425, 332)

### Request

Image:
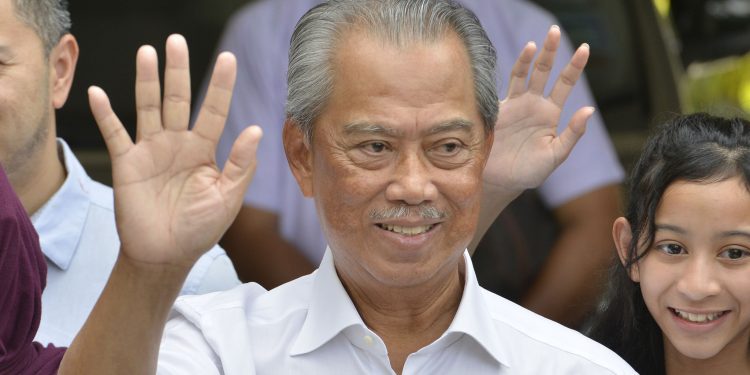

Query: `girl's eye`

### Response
(656, 243, 685, 255)
(719, 248, 750, 260)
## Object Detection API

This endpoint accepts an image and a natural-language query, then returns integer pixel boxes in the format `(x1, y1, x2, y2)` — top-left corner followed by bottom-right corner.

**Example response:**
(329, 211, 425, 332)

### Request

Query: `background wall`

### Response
(58, 0, 251, 182)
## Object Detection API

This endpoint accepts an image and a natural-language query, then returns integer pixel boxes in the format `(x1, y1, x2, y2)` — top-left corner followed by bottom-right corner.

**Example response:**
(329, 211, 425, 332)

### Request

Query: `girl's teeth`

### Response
(674, 309, 724, 323)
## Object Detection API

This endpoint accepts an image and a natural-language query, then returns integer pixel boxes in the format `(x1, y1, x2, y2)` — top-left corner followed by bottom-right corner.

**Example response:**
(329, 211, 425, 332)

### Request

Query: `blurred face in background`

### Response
(0, 0, 55, 180)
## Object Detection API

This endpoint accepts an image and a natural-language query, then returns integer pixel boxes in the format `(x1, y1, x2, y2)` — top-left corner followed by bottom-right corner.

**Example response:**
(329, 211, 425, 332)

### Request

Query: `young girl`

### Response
(586, 113, 750, 374)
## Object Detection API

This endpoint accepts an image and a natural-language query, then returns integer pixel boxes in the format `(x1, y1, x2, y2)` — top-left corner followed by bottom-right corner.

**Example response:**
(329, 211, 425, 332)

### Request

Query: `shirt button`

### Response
(363, 335, 374, 346)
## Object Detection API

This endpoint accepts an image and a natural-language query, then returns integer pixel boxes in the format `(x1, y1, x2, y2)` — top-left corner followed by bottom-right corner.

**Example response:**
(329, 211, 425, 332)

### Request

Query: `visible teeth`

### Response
(673, 309, 725, 323)
(381, 224, 433, 236)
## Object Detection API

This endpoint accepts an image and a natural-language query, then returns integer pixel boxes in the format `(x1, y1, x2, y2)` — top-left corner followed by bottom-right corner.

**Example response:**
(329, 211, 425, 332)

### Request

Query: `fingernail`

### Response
(551, 25, 560, 31)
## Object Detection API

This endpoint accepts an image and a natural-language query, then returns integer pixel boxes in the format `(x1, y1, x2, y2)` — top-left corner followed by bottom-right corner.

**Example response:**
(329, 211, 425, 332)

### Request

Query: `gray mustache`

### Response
(368, 205, 447, 220)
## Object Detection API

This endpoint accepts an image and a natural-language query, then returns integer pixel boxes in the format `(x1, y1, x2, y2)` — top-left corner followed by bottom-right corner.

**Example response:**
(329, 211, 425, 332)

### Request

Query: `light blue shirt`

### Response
(32, 139, 240, 346)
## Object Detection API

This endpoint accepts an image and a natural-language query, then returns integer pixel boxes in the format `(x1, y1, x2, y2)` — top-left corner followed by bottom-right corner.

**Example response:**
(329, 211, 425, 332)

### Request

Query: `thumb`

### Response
(219, 125, 263, 198)
(554, 106, 593, 164)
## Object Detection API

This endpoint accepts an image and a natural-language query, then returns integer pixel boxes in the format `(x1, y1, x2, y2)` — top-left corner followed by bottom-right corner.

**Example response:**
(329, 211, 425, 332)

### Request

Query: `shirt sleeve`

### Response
(157, 315, 223, 375)
(194, 248, 242, 295)
(181, 245, 240, 296)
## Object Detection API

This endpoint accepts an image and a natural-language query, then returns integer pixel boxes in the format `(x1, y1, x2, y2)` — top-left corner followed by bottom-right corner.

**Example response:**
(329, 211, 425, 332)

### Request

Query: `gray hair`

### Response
(286, 0, 498, 141)
(11, 0, 71, 55)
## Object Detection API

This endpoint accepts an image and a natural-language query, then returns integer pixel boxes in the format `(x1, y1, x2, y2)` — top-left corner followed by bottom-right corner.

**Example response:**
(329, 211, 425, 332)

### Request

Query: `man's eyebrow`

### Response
(343, 122, 401, 137)
(343, 119, 475, 137)
(426, 119, 474, 135)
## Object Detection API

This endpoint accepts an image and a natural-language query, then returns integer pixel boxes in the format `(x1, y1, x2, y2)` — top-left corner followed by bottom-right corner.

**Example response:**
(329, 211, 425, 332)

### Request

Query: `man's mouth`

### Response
(670, 308, 729, 323)
(376, 223, 435, 236)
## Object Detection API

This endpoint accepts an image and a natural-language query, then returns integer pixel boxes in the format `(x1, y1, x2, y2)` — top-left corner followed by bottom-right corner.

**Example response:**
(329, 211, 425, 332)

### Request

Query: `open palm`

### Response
(88, 35, 262, 267)
(483, 26, 594, 194)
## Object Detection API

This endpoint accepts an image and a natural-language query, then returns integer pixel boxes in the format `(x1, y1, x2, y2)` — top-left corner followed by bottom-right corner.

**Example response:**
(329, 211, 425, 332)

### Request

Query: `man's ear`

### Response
(613, 217, 639, 282)
(49, 34, 79, 109)
(283, 120, 314, 197)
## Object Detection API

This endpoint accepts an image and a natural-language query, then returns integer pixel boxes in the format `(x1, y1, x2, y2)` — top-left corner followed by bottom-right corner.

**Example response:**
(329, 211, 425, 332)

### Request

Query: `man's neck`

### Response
(13, 138, 66, 215)
(340, 257, 466, 374)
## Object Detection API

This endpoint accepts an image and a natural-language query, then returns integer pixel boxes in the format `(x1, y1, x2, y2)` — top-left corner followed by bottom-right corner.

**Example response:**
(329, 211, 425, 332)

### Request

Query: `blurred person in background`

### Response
(0, 0, 240, 347)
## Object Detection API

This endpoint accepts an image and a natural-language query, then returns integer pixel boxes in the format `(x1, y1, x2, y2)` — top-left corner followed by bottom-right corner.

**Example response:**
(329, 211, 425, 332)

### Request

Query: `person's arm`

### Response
(469, 25, 594, 252)
(520, 184, 621, 327)
(221, 206, 315, 286)
(59, 34, 261, 374)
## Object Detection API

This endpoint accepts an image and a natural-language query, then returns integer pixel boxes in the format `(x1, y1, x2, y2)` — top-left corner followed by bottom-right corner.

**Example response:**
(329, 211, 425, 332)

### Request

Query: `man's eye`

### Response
(719, 248, 750, 260)
(441, 142, 459, 153)
(431, 141, 462, 156)
(656, 243, 685, 255)
(363, 142, 388, 153)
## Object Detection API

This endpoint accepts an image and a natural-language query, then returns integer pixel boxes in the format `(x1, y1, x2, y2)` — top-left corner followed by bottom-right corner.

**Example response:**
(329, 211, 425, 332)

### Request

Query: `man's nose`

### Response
(676, 256, 722, 301)
(385, 153, 438, 205)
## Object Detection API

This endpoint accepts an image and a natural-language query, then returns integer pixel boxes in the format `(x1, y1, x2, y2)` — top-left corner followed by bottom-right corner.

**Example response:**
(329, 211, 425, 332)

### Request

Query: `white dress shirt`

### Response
(32, 139, 240, 346)
(157, 249, 635, 374)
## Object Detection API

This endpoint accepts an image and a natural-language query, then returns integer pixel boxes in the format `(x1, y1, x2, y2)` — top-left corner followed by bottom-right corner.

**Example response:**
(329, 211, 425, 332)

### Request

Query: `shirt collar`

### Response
(290, 248, 364, 356)
(443, 251, 510, 367)
(290, 248, 509, 367)
(31, 139, 92, 270)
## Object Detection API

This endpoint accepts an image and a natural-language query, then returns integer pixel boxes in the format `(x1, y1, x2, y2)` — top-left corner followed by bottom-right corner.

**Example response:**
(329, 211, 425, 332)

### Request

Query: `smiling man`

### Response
(60, 1, 634, 374)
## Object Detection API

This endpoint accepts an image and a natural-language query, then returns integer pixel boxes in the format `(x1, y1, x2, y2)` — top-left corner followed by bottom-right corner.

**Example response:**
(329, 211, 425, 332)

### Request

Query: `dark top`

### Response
(0, 165, 65, 374)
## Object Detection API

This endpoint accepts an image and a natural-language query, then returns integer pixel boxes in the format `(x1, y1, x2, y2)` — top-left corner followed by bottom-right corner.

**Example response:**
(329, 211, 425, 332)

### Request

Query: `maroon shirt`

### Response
(0, 165, 65, 374)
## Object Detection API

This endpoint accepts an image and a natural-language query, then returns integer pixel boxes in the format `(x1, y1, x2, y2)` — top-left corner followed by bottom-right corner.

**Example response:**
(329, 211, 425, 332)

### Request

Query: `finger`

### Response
(528, 25, 561, 95)
(135, 45, 163, 141)
(219, 125, 263, 199)
(548, 43, 590, 108)
(506, 42, 536, 98)
(553, 106, 594, 163)
(162, 34, 192, 131)
(88, 86, 133, 159)
(192, 52, 237, 144)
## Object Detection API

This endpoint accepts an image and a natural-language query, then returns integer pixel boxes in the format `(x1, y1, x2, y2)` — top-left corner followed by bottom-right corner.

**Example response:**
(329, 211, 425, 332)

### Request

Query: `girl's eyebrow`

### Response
(655, 224, 686, 234)
(656, 224, 750, 240)
(718, 230, 750, 240)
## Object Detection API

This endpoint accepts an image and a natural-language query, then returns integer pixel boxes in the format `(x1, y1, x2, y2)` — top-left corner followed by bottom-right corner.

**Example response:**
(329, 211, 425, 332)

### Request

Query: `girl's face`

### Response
(616, 177, 750, 361)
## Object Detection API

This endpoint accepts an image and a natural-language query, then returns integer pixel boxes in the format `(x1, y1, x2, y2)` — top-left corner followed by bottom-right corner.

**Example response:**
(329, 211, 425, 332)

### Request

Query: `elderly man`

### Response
(0, 0, 239, 347)
(211, 0, 623, 327)
(61, 0, 634, 373)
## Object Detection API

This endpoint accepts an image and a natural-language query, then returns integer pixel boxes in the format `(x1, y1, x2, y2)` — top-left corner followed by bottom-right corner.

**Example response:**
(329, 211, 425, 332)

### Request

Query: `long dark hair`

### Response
(585, 113, 750, 374)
